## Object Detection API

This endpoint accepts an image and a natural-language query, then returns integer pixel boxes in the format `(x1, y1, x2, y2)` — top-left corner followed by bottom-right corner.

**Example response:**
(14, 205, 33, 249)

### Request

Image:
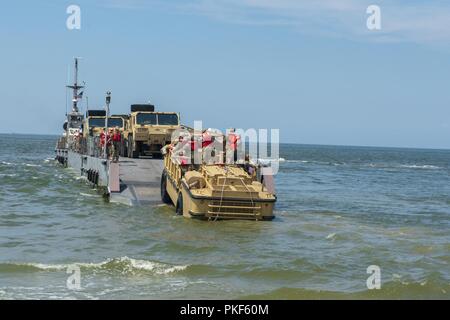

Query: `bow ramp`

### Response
(110, 158, 164, 206)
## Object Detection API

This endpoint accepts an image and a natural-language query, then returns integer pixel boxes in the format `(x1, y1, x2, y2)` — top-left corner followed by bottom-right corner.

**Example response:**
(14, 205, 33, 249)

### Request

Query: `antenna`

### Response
(66, 57, 84, 113)
(65, 64, 70, 116)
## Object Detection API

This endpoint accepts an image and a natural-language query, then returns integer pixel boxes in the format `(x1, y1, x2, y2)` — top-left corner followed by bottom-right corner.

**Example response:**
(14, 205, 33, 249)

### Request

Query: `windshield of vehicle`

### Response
(157, 114, 179, 125)
(136, 113, 157, 125)
(89, 118, 105, 128)
(68, 115, 83, 128)
(108, 118, 124, 128)
(89, 118, 124, 128)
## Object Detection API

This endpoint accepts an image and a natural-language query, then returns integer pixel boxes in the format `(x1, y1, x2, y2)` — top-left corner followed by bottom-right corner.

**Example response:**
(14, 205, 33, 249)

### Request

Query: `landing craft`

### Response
(55, 57, 85, 161)
(54, 58, 181, 203)
(64, 57, 84, 145)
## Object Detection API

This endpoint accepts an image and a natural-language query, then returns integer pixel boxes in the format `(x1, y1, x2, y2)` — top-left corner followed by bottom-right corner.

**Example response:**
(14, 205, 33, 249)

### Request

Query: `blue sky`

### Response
(1, 0, 450, 148)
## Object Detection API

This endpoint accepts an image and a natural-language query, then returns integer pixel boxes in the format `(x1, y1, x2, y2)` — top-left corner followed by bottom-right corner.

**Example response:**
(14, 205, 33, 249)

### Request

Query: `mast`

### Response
(66, 57, 84, 113)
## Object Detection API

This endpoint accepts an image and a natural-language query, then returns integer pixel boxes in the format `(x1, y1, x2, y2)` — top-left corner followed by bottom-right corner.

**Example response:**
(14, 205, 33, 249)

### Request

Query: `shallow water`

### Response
(0, 134, 449, 299)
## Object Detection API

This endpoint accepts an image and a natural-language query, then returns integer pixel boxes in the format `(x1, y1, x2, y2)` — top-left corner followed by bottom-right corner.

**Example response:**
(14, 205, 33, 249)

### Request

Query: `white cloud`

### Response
(101, 0, 450, 45)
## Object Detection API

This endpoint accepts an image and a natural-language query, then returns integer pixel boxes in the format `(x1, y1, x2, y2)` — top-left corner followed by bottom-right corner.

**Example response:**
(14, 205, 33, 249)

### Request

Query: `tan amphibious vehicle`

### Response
(160, 130, 277, 221)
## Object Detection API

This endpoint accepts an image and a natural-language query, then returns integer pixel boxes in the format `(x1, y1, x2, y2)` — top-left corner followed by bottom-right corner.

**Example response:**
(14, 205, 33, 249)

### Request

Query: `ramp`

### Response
(110, 158, 164, 206)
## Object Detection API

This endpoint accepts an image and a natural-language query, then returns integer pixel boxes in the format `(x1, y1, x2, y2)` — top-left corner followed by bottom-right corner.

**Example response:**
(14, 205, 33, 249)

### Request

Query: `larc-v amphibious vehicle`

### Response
(160, 130, 276, 221)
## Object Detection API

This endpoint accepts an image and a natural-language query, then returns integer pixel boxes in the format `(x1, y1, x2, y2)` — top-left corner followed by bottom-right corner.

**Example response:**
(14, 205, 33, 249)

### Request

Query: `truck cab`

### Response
(124, 104, 180, 158)
(83, 110, 128, 138)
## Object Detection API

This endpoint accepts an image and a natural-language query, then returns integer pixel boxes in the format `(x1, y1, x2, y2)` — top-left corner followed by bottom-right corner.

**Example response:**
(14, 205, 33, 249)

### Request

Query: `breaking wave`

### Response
(0, 257, 187, 275)
(257, 158, 285, 165)
(0, 173, 17, 177)
(399, 164, 441, 170)
(283, 159, 443, 170)
(22, 163, 42, 167)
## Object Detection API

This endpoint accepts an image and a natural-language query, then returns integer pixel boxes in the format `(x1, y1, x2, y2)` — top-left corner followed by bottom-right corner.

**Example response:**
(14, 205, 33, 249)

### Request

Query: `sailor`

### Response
(227, 128, 240, 163)
(201, 130, 218, 164)
(202, 130, 213, 148)
(243, 154, 255, 176)
(107, 128, 114, 159)
(112, 127, 122, 162)
(99, 128, 106, 157)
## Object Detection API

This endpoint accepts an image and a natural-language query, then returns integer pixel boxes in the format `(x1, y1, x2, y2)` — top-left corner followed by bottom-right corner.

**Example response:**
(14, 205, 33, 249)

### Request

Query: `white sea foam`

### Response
(79, 193, 99, 198)
(257, 158, 285, 165)
(117, 257, 187, 274)
(7, 257, 187, 275)
(326, 233, 336, 240)
(23, 163, 41, 167)
(0, 173, 17, 178)
(400, 164, 440, 170)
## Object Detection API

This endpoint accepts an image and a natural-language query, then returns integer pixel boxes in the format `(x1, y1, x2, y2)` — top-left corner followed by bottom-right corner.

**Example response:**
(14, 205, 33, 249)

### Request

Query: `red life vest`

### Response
(202, 133, 213, 148)
(228, 134, 239, 151)
(112, 133, 121, 142)
(189, 140, 198, 151)
(100, 133, 106, 146)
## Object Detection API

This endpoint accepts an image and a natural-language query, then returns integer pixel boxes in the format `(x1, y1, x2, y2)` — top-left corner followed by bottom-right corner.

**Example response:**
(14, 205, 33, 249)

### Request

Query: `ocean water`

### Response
(0, 134, 449, 299)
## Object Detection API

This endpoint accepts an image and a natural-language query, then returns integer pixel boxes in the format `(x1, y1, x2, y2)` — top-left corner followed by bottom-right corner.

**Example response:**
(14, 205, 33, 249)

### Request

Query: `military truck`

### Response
(160, 130, 277, 221)
(82, 110, 106, 138)
(123, 104, 180, 158)
(83, 110, 128, 138)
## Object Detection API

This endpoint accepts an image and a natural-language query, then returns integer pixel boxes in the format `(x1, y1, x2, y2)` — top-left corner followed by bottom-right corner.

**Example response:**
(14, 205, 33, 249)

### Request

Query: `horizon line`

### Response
(1, 132, 449, 152)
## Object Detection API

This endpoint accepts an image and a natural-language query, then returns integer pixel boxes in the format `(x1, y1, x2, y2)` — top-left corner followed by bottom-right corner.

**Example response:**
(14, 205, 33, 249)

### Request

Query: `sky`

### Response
(0, 0, 449, 149)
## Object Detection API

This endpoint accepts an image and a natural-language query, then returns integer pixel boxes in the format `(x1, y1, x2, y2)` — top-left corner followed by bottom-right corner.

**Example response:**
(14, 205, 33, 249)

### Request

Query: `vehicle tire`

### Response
(160, 170, 172, 204)
(132, 149, 139, 159)
(176, 192, 183, 215)
(129, 136, 139, 158)
(132, 140, 140, 158)
(123, 139, 128, 158)
(153, 152, 163, 160)
(127, 137, 133, 158)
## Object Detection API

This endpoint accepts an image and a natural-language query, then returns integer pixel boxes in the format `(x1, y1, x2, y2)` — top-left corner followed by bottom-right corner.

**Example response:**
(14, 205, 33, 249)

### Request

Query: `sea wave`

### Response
(257, 158, 285, 165)
(399, 164, 441, 170)
(284, 159, 342, 166)
(22, 163, 42, 168)
(0, 257, 187, 275)
(0, 173, 17, 177)
(79, 192, 100, 198)
(238, 278, 450, 299)
(283, 159, 443, 170)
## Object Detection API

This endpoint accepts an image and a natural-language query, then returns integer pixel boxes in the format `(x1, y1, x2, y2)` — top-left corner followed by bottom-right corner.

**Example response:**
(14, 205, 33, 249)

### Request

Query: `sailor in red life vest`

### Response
(99, 128, 106, 156)
(228, 128, 240, 163)
(172, 133, 191, 165)
(112, 127, 122, 162)
(106, 128, 114, 159)
(201, 129, 219, 164)
(202, 130, 213, 148)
